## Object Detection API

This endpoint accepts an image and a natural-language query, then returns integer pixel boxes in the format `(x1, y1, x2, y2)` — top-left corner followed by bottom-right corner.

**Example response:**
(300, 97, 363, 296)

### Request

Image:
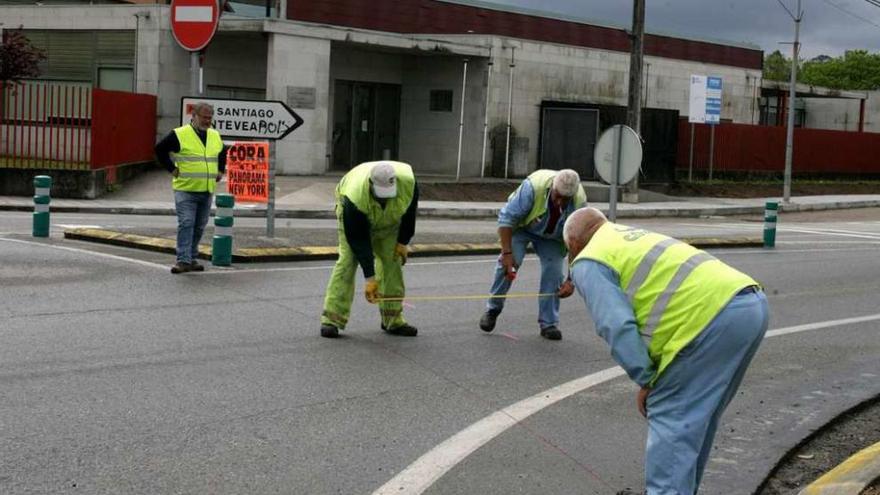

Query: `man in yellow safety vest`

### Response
(562, 207, 769, 495)
(479, 169, 587, 340)
(154, 102, 228, 274)
(320, 161, 419, 338)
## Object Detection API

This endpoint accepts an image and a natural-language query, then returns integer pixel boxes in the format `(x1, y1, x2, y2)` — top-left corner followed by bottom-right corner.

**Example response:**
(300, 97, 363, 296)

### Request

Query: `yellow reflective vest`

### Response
(336, 161, 416, 235)
(573, 222, 758, 379)
(514, 169, 587, 229)
(171, 125, 223, 193)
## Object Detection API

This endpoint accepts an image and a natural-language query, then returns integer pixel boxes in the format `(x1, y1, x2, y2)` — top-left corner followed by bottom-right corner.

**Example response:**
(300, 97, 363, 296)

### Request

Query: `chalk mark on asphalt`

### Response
(371, 313, 880, 495)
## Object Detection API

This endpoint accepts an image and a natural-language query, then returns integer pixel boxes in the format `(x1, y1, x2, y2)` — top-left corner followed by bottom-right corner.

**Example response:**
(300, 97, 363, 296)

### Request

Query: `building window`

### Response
(429, 90, 453, 112)
(759, 97, 805, 127)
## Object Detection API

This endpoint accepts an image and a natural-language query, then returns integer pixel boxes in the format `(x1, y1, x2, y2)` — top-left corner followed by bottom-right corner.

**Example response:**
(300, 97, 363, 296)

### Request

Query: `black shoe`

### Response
(189, 261, 205, 272)
(384, 323, 418, 337)
(171, 262, 191, 274)
(615, 490, 645, 495)
(479, 309, 500, 332)
(540, 326, 562, 340)
(320, 324, 340, 338)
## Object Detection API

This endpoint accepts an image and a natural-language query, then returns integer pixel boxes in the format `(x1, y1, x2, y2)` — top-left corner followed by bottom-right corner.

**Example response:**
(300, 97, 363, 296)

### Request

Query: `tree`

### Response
(763, 50, 792, 82)
(800, 50, 880, 90)
(0, 28, 45, 83)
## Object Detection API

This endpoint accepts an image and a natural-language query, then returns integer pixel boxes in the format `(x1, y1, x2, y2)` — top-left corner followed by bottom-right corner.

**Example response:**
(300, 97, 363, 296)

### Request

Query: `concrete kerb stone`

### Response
(5, 198, 880, 219)
(63, 227, 762, 263)
(798, 440, 880, 495)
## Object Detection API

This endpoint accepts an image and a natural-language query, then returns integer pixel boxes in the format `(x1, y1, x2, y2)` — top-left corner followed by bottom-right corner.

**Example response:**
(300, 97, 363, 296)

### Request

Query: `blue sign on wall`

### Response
(705, 76, 723, 125)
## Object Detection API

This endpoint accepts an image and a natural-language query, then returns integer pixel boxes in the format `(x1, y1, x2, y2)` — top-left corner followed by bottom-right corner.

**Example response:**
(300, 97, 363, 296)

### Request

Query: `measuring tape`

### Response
(375, 292, 558, 303)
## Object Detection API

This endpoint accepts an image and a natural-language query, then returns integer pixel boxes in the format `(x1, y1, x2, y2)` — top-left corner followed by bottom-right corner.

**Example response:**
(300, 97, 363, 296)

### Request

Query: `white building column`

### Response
(266, 32, 331, 174)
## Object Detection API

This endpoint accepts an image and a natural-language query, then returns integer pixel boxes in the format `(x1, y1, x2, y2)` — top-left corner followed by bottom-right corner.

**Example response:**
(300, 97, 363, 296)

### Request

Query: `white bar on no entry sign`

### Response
(176, 6, 213, 22)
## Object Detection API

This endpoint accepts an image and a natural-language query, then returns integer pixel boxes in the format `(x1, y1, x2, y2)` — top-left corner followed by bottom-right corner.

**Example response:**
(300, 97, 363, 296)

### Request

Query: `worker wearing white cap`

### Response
(320, 161, 419, 338)
(479, 169, 587, 340)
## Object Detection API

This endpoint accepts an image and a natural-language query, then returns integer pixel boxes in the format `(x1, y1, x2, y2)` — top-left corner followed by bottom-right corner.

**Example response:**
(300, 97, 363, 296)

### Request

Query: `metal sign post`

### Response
(610, 126, 622, 222)
(267, 140, 276, 237)
(594, 125, 643, 223)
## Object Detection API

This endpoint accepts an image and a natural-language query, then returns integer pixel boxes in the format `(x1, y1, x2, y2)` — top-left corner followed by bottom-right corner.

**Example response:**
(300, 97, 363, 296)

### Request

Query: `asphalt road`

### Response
(1, 210, 879, 494)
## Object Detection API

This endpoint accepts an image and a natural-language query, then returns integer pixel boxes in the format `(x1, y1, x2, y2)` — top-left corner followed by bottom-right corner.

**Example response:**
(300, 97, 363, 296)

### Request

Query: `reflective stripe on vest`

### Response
(640, 251, 716, 338)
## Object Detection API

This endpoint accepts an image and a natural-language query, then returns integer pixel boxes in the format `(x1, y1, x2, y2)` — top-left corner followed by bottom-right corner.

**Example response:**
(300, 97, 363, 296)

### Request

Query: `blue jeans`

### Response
(645, 290, 769, 495)
(486, 229, 565, 329)
(174, 190, 212, 264)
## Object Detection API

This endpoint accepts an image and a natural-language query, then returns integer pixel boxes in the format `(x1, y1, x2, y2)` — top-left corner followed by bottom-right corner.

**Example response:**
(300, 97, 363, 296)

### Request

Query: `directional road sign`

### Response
(180, 97, 305, 140)
(170, 0, 220, 52)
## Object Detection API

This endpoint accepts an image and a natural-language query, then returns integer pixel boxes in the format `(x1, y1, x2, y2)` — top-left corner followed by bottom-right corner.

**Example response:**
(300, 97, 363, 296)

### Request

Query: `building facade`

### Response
(2, 0, 768, 179)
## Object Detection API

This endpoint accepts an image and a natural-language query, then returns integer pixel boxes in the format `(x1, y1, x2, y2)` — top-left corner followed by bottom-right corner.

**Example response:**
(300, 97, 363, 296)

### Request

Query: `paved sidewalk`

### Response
(4, 193, 880, 219)
(4, 167, 880, 219)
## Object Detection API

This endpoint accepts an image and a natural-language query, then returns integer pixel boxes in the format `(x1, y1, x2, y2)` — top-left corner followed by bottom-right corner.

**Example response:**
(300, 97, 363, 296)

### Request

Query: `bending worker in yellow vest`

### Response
(562, 208, 769, 495)
(154, 102, 228, 274)
(479, 169, 586, 340)
(320, 161, 419, 338)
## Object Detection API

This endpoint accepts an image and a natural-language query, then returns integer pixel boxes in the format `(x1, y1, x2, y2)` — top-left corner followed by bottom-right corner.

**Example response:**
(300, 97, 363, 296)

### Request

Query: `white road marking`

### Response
(371, 313, 880, 495)
(0, 238, 167, 270)
(781, 227, 880, 240)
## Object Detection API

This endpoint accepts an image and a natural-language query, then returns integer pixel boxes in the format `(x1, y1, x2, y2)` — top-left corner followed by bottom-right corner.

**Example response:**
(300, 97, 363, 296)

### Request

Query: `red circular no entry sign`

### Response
(170, 0, 219, 52)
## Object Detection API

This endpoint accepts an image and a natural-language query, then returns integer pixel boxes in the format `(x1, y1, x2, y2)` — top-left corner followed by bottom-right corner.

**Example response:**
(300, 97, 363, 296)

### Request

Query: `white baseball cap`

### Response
(370, 162, 398, 198)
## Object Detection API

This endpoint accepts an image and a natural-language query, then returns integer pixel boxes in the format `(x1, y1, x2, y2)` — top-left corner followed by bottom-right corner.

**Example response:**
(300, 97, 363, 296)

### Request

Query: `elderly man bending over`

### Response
(562, 207, 769, 495)
(479, 169, 586, 340)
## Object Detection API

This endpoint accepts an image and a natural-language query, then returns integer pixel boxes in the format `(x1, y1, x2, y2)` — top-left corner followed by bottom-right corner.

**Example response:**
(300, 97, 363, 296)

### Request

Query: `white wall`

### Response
(483, 37, 763, 171)
(398, 56, 487, 177)
(802, 93, 880, 134)
(266, 33, 331, 174)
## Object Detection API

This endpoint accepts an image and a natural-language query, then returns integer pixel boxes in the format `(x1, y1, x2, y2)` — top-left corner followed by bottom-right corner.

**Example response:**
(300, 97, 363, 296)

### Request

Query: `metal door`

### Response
(540, 107, 599, 178)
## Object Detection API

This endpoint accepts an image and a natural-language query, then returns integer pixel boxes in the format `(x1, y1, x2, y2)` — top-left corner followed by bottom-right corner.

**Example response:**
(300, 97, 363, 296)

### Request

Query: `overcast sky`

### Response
(481, 0, 880, 59)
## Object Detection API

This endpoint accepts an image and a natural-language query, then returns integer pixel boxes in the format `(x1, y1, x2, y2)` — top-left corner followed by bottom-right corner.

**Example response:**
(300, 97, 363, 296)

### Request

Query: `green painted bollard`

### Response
(764, 201, 778, 248)
(212, 194, 234, 266)
(33, 175, 52, 237)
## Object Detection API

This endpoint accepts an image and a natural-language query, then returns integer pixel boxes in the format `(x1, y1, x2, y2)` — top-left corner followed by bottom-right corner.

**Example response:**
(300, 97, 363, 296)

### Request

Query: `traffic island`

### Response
(63, 227, 763, 262)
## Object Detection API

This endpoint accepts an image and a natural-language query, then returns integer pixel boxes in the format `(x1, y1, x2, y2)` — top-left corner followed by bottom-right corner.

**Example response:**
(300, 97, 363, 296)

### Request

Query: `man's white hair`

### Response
(552, 169, 581, 197)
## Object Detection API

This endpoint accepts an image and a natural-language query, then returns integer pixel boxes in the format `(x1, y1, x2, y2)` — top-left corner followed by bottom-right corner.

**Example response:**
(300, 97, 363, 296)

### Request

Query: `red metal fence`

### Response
(677, 121, 880, 175)
(1, 82, 156, 173)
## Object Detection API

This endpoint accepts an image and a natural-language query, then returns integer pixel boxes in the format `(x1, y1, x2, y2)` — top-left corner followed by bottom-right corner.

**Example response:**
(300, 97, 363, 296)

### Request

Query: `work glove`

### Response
(216, 172, 223, 182)
(364, 277, 380, 304)
(172, 168, 179, 178)
(557, 278, 574, 298)
(501, 252, 517, 281)
(394, 243, 409, 265)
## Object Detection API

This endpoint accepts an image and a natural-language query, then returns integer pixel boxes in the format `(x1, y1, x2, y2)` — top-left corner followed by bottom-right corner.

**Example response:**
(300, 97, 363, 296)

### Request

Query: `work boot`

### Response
(170, 262, 191, 274)
(479, 309, 501, 332)
(384, 323, 418, 337)
(320, 324, 340, 338)
(189, 261, 205, 272)
(540, 325, 562, 340)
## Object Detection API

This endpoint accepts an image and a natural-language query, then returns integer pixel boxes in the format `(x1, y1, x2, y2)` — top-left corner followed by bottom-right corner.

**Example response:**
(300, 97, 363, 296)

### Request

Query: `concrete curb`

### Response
(5, 198, 880, 219)
(798, 440, 880, 495)
(63, 228, 763, 262)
